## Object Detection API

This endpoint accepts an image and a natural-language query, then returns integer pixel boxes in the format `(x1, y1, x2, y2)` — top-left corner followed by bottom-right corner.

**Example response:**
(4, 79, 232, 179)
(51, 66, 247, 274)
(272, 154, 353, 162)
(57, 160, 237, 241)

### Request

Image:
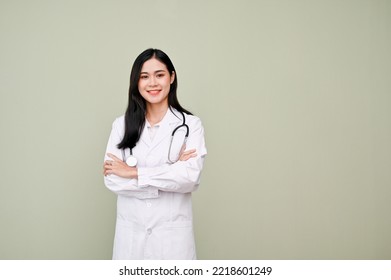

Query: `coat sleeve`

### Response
(137, 117, 207, 193)
(103, 118, 159, 199)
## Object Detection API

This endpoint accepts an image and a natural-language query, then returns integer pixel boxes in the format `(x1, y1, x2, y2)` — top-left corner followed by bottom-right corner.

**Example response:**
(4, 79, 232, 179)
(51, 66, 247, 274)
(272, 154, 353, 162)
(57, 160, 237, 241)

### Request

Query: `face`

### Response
(138, 57, 175, 108)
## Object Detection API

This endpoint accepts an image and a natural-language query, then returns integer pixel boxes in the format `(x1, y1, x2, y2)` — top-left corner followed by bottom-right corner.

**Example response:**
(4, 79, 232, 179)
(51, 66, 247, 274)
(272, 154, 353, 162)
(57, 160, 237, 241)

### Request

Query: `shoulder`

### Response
(184, 112, 202, 125)
(113, 115, 125, 125)
(170, 107, 203, 127)
(111, 115, 125, 134)
(182, 112, 206, 134)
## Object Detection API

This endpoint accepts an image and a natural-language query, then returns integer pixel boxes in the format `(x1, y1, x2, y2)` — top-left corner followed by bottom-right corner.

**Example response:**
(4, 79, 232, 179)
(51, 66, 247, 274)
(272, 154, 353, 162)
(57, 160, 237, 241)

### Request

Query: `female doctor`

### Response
(103, 48, 207, 260)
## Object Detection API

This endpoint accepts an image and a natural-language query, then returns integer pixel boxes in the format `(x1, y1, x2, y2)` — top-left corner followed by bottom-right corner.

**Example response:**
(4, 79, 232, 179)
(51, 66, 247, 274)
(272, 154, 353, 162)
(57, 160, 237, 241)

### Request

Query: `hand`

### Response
(179, 148, 197, 161)
(103, 153, 138, 179)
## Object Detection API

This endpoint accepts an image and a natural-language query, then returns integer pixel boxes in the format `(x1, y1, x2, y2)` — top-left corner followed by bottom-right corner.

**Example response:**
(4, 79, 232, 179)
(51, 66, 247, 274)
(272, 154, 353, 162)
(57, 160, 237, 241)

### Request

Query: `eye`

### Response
(140, 75, 148, 80)
(156, 73, 165, 78)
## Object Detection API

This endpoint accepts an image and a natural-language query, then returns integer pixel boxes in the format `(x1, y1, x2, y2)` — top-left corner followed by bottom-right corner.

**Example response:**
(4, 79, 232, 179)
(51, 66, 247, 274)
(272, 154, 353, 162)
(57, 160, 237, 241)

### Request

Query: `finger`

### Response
(185, 153, 197, 160)
(107, 153, 122, 162)
(183, 149, 196, 154)
(107, 153, 121, 162)
(104, 163, 115, 170)
(104, 160, 114, 166)
(104, 169, 112, 176)
(104, 167, 116, 175)
(180, 152, 197, 161)
(182, 151, 196, 157)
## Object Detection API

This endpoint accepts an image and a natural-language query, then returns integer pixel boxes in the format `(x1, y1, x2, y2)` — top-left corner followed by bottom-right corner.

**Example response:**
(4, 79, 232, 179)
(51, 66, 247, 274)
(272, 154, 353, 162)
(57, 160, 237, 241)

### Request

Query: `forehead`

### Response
(141, 58, 168, 72)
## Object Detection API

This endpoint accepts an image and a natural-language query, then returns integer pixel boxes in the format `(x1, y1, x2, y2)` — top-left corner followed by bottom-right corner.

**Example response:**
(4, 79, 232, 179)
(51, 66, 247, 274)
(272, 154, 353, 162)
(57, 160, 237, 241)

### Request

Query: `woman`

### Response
(103, 48, 207, 260)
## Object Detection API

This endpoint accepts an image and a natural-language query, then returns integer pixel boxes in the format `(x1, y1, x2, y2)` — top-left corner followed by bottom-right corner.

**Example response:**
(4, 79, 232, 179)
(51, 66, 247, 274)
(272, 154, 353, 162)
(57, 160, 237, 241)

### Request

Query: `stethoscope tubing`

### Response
(168, 111, 189, 163)
(122, 110, 189, 165)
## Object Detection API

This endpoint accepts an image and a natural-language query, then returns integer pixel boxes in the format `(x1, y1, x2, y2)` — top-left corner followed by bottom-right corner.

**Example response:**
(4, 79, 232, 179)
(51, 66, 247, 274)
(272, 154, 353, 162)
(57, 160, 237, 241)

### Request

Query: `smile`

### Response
(147, 90, 161, 96)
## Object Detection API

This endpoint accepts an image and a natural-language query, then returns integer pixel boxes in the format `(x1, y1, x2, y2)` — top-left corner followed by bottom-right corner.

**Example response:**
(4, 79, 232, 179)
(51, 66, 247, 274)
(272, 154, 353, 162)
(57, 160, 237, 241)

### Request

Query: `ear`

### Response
(170, 71, 175, 84)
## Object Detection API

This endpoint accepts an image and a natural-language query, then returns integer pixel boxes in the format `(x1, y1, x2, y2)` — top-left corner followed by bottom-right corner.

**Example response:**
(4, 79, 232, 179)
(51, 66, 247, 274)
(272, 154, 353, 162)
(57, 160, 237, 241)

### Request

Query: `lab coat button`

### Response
(146, 202, 152, 207)
(147, 228, 152, 235)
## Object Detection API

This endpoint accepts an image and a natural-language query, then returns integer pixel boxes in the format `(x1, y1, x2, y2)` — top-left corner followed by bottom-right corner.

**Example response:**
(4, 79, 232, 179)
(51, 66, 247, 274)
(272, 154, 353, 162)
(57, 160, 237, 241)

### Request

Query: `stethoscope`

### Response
(122, 111, 189, 166)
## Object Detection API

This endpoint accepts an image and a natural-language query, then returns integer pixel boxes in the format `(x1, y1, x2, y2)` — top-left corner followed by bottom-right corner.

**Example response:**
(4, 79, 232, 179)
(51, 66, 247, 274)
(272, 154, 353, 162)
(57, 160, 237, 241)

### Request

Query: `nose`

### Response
(149, 76, 157, 86)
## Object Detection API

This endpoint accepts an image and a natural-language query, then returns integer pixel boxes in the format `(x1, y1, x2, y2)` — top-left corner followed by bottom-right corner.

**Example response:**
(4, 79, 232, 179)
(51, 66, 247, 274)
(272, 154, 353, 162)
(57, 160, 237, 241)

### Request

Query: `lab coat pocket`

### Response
(112, 220, 138, 260)
(162, 220, 196, 260)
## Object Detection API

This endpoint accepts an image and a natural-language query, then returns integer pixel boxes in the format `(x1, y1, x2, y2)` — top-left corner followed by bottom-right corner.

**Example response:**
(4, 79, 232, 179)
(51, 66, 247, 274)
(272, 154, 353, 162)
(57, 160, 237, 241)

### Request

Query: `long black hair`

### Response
(117, 48, 192, 150)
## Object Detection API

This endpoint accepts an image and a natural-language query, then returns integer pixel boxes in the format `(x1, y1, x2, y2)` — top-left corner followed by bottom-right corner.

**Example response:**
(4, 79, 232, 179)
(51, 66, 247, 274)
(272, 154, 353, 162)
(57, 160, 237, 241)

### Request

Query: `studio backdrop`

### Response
(0, 0, 390, 259)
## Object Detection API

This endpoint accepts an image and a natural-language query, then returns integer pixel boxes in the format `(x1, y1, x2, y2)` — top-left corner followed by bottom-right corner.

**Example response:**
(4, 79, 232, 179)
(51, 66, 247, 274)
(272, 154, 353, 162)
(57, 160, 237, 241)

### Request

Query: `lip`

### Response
(147, 90, 161, 96)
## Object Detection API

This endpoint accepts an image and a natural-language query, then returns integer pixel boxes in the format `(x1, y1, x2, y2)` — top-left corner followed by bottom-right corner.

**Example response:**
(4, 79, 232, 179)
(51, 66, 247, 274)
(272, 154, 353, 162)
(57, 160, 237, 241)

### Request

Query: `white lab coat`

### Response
(104, 108, 207, 260)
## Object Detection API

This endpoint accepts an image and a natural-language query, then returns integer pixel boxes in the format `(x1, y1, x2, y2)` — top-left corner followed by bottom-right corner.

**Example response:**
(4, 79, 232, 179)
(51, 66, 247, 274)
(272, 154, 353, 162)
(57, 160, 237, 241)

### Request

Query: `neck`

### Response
(146, 103, 169, 126)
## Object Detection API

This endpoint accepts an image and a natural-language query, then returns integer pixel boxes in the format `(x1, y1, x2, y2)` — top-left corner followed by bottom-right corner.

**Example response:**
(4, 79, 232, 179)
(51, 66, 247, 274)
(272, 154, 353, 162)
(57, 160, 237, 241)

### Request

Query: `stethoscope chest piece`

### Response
(126, 155, 138, 167)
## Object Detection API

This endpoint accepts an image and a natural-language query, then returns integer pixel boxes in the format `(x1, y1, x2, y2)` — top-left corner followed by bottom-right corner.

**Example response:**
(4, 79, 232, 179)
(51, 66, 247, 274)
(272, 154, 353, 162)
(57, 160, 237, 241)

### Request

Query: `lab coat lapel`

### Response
(149, 108, 182, 152)
(139, 123, 151, 148)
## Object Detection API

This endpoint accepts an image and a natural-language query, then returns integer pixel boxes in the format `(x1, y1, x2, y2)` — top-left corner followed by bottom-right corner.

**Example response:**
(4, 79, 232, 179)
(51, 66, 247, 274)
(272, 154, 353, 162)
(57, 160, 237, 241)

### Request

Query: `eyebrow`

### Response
(140, 70, 166, 75)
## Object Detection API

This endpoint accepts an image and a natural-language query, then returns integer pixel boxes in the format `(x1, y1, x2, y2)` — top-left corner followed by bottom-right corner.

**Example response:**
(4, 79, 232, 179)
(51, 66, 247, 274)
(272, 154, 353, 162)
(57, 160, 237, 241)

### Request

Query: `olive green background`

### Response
(1, 0, 390, 259)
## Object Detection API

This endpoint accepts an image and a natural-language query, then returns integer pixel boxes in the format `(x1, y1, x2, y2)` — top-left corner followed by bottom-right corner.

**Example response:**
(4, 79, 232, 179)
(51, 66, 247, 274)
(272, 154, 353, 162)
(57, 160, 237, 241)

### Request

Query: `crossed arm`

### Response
(103, 149, 197, 178)
(103, 116, 206, 196)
